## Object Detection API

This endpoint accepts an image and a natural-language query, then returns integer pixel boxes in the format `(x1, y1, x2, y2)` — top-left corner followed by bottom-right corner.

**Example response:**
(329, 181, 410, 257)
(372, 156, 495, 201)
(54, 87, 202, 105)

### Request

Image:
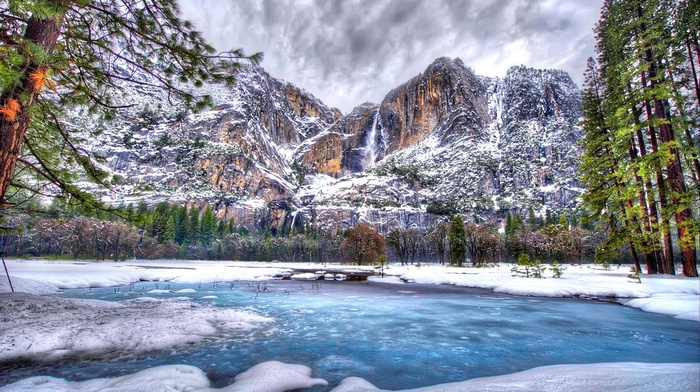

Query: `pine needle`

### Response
(0, 98, 21, 122)
(30, 68, 53, 92)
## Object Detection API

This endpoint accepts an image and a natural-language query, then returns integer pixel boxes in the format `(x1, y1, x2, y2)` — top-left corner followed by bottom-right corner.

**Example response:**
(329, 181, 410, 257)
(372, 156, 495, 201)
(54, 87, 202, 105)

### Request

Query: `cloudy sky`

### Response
(178, 0, 604, 113)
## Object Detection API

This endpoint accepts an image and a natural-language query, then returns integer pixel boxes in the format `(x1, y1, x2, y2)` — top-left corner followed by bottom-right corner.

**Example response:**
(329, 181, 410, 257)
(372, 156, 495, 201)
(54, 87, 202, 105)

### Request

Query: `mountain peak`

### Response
(84, 56, 583, 233)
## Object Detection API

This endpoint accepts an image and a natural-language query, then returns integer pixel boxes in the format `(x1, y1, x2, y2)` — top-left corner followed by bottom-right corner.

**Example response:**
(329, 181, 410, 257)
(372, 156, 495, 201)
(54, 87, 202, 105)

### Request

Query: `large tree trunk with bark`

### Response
(642, 57, 697, 276)
(635, 4, 697, 276)
(634, 128, 667, 272)
(628, 136, 662, 273)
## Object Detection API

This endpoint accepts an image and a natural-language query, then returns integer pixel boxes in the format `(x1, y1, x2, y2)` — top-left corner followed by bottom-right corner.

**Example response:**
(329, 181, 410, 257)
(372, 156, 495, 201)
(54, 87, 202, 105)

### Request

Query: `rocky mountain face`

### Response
(88, 57, 582, 233)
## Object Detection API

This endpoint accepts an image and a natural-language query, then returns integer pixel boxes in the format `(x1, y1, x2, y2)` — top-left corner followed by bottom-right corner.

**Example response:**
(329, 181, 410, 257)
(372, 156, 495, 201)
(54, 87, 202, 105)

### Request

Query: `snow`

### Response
(1, 361, 696, 391)
(0, 259, 295, 289)
(377, 264, 700, 322)
(0, 292, 272, 362)
(229, 361, 328, 391)
(290, 273, 319, 280)
(0, 259, 698, 391)
(0, 361, 327, 392)
(328, 363, 700, 392)
(2, 259, 698, 322)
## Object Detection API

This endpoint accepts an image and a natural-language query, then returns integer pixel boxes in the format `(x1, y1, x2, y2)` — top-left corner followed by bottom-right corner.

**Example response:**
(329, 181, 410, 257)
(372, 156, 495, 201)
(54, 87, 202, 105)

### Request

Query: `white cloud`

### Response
(178, 0, 604, 113)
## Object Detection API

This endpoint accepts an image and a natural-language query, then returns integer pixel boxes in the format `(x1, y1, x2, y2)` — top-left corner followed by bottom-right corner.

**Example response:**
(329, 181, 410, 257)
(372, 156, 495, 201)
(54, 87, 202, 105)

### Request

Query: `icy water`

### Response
(3, 280, 700, 391)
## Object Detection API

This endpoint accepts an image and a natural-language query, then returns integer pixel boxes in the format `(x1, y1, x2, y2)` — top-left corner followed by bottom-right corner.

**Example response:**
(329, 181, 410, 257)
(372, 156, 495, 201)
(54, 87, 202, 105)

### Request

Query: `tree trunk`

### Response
(641, 95, 675, 270)
(662, 55, 700, 195)
(0, 3, 69, 209)
(642, 51, 696, 276)
(635, 129, 667, 271)
(628, 135, 661, 273)
(688, 40, 700, 105)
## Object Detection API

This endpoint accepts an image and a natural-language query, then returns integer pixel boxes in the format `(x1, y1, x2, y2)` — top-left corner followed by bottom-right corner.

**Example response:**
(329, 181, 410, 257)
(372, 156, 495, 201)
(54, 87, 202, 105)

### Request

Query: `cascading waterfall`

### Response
(289, 211, 298, 231)
(364, 110, 380, 169)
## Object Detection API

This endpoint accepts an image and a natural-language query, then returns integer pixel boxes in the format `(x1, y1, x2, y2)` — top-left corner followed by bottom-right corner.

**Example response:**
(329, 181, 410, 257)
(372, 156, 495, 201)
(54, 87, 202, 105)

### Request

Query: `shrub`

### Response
(550, 261, 566, 278)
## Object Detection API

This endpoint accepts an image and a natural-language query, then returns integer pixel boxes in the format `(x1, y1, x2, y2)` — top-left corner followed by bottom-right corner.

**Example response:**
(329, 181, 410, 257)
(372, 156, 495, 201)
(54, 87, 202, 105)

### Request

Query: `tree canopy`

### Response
(0, 0, 259, 213)
(579, 0, 698, 276)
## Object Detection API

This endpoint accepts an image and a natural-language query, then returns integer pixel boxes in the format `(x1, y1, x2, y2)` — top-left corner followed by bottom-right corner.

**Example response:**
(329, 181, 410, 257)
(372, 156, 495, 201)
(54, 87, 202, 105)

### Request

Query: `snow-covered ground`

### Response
(372, 263, 700, 322)
(0, 292, 271, 362)
(2, 259, 698, 321)
(1, 258, 698, 391)
(1, 362, 697, 392)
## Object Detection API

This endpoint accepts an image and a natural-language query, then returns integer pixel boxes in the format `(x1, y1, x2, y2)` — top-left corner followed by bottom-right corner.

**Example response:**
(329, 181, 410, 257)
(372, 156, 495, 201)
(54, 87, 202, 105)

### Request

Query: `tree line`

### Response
(3, 199, 607, 267)
(1, 201, 349, 261)
(579, 0, 699, 277)
(384, 212, 602, 268)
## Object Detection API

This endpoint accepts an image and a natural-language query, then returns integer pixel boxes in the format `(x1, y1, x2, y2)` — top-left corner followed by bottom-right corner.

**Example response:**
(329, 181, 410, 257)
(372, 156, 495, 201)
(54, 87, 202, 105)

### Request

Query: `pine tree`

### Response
(527, 208, 538, 229)
(228, 218, 236, 236)
(448, 215, 466, 267)
(150, 201, 169, 243)
(199, 205, 216, 246)
(505, 212, 514, 237)
(0, 1, 259, 211)
(174, 205, 188, 245)
(583, 0, 698, 277)
(187, 206, 200, 245)
(558, 214, 568, 230)
(579, 57, 644, 274)
(164, 215, 175, 244)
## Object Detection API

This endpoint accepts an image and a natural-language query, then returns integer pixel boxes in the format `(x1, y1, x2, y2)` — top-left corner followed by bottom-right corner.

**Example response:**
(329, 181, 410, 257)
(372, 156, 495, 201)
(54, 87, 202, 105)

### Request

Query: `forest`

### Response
(1, 201, 605, 269)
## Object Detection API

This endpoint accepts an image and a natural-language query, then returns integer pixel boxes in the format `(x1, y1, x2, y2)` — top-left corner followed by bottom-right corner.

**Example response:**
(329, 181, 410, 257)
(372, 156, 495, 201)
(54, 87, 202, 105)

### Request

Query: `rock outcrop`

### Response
(377, 57, 491, 156)
(88, 57, 583, 233)
(297, 103, 378, 178)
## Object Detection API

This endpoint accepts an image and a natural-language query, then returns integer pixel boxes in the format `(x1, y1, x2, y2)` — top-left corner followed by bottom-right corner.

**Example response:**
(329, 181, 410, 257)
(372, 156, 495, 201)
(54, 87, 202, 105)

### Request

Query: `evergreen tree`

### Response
(448, 215, 466, 267)
(527, 208, 538, 229)
(545, 209, 555, 225)
(0, 1, 259, 212)
(558, 215, 568, 230)
(174, 205, 188, 245)
(228, 218, 236, 236)
(134, 200, 150, 230)
(579, 57, 644, 274)
(150, 201, 169, 243)
(505, 212, 514, 237)
(124, 203, 135, 223)
(199, 205, 216, 246)
(582, 0, 698, 276)
(164, 215, 175, 244)
(187, 206, 200, 245)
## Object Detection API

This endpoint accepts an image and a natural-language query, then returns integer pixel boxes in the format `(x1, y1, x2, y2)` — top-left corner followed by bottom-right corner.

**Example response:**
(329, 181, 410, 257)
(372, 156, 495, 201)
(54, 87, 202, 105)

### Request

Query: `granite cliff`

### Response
(87, 57, 583, 233)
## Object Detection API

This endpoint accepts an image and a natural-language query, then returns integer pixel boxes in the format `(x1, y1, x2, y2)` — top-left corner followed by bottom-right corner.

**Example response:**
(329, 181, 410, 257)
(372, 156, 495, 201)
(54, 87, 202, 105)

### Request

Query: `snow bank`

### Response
(328, 362, 700, 392)
(623, 294, 700, 322)
(1, 362, 696, 392)
(0, 292, 272, 362)
(0, 259, 295, 291)
(379, 264, 700, 321)
(0, 275, 58, 295)
(228, 361, 328, 391)
(2, 259, 699, 321)
(290, 273, 318, 281)
(0, 361, 327, 392)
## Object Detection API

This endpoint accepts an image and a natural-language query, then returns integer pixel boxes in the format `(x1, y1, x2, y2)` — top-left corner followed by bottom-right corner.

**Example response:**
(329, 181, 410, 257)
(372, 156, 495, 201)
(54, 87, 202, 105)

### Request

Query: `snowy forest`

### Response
(2, 200, 606, 266)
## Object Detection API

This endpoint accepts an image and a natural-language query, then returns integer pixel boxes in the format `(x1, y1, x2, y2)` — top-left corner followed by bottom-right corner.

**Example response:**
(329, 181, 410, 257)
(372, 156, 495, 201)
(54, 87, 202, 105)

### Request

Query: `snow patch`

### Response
(0, 292, 272, 362)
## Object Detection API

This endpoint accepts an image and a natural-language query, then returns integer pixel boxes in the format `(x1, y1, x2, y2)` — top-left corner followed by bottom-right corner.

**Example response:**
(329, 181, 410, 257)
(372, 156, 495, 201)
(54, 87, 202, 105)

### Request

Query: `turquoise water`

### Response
(2, 281, 699, 390)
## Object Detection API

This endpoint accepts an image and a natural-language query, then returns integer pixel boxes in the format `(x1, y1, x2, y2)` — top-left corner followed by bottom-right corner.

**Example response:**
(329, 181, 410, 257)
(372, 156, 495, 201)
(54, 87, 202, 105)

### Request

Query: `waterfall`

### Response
(364, 110, 380, 169)
(290, 211, 298, 231)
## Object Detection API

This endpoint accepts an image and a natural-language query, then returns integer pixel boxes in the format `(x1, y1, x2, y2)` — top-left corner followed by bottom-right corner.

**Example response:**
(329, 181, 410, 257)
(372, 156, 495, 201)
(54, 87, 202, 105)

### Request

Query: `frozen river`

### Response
(2, 280, 699, 391)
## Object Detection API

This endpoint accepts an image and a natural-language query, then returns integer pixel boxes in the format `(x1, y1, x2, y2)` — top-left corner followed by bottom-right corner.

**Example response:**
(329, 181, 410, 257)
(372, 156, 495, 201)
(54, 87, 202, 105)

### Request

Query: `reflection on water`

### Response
(3, 281, 699, 391)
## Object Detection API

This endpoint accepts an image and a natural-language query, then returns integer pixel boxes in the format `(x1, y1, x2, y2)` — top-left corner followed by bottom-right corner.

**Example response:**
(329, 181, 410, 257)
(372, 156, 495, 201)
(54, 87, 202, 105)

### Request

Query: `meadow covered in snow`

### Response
(1, 258, 698, 391)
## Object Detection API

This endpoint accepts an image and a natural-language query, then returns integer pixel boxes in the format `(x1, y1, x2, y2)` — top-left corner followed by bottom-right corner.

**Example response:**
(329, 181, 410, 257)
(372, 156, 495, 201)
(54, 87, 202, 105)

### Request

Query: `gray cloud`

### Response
(178, 0, 603, 113)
